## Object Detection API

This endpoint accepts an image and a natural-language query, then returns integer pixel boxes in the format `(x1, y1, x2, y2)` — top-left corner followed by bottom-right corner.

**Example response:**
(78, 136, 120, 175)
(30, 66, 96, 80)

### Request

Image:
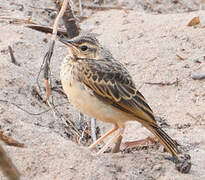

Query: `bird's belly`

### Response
(61, 78, 133, 126)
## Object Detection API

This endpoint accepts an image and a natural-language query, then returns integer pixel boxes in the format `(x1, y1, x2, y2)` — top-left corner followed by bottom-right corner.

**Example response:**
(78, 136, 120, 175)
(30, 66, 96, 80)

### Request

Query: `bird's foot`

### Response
(96, 127, 124, 155)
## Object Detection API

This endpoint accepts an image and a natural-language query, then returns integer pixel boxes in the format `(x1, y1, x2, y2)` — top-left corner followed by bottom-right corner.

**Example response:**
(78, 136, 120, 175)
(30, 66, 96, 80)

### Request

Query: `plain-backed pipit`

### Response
(59, 34, 179, 157)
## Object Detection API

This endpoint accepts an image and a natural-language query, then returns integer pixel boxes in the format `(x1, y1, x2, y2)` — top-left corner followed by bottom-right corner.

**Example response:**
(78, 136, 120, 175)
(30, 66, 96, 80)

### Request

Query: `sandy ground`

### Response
(0, 0, 205, 179)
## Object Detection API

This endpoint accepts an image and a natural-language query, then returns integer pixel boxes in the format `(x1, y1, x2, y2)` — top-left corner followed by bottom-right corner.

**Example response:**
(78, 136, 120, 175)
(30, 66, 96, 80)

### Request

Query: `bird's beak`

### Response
(59, 37, 79, 56)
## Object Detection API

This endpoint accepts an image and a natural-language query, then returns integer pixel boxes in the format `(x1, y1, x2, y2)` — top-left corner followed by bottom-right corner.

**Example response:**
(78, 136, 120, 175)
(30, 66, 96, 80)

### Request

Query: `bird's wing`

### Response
(80, 58, 156, 124)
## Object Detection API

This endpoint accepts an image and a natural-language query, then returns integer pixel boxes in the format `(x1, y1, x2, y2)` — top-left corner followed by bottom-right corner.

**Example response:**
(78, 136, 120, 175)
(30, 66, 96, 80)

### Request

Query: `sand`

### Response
(0, 0, 205, 179)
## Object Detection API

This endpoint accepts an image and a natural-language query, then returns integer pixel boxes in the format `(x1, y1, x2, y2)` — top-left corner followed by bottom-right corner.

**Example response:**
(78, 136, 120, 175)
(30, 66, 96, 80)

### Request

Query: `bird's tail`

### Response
(144, 123, 180, 157)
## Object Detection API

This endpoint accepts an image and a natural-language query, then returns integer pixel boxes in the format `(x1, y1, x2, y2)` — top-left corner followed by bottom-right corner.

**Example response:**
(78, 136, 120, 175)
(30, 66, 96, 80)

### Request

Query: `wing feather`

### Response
(81, 59, 156, 124)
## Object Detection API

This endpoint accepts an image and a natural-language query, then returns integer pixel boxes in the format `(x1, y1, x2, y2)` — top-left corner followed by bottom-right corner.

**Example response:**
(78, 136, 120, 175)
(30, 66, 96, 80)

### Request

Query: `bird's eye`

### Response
(80, 45, 88, 51)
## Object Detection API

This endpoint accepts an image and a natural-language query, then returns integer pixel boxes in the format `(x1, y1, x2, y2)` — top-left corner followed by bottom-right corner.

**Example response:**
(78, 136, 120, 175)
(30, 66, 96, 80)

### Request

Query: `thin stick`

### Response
(0, 99, 72, 116)
(8, 46, 20, 66)
(42, 0, 82, 139)
(31, 86, 45, 103)
(44, 0, 69, 102)
(0, 144, 20, 180)
(46, 101, 81, 137)
(51, 0, 68, 41)
(0, 17, 35, 25)
(55, 0, 79, 38)
(26, 24, 68, 37)
(145, 79, 179, 86)
(82, 4, 133, 11)
(91, 118, 97, 142)
(79, 0, 83, 16)
(0, 132, 24, 148)
(176, 54, 185, 61)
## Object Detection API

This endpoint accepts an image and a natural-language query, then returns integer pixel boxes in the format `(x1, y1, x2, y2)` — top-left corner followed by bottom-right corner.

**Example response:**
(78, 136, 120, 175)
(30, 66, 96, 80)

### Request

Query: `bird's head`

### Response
(59, 34, 102, 59)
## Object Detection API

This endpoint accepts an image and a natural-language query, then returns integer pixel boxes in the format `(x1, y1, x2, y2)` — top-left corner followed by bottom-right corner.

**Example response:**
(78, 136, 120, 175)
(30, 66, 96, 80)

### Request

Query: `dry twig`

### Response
(26, 24, 68, 37)
(28, 6, 56, 12)
(31, 86, 45, 103)
(0, 132, 24, 148)
(145, 79, 179, 86)
(38, 0, 82, 138)
(0, 144, 20, 180)
(79, 0, 83, 16)
(46, 100, 81, 138)
(50, 86, 67, 98)
(55, 0, 80, 38)
(91, 117, 97, 142)
(44, 0, 69, 102)
(0, 16, 35, 25)
(176, 54, 185, 61)
(0, 99, 69, 116)
(82, 3, 133, 11)
(8, 46, 20, 66)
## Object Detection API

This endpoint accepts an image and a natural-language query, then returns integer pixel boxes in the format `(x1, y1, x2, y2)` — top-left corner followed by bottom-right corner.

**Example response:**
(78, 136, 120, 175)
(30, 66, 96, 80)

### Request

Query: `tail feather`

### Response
(145, 123, 180, 157)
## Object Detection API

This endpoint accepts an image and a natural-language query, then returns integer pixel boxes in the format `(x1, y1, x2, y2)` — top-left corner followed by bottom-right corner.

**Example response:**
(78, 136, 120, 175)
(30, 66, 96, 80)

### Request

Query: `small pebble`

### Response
(49, 11, 57, 19)
(191, 71, 205, 80)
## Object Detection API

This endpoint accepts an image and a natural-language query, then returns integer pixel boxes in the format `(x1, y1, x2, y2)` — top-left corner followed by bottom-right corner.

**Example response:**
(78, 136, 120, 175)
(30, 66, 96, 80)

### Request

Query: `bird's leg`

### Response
(97, 127, 125, 155)
(123, 136, 158, 149)
(89, 125, 119, 149)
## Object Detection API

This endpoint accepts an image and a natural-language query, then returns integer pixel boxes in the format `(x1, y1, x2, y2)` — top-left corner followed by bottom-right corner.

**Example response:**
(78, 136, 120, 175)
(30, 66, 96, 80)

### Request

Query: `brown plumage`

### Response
(59, 34, 179, 157)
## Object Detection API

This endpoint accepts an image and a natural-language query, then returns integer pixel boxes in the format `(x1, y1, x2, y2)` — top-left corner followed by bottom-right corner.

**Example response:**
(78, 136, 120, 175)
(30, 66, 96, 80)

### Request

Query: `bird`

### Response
(59, 34, 180, 157)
